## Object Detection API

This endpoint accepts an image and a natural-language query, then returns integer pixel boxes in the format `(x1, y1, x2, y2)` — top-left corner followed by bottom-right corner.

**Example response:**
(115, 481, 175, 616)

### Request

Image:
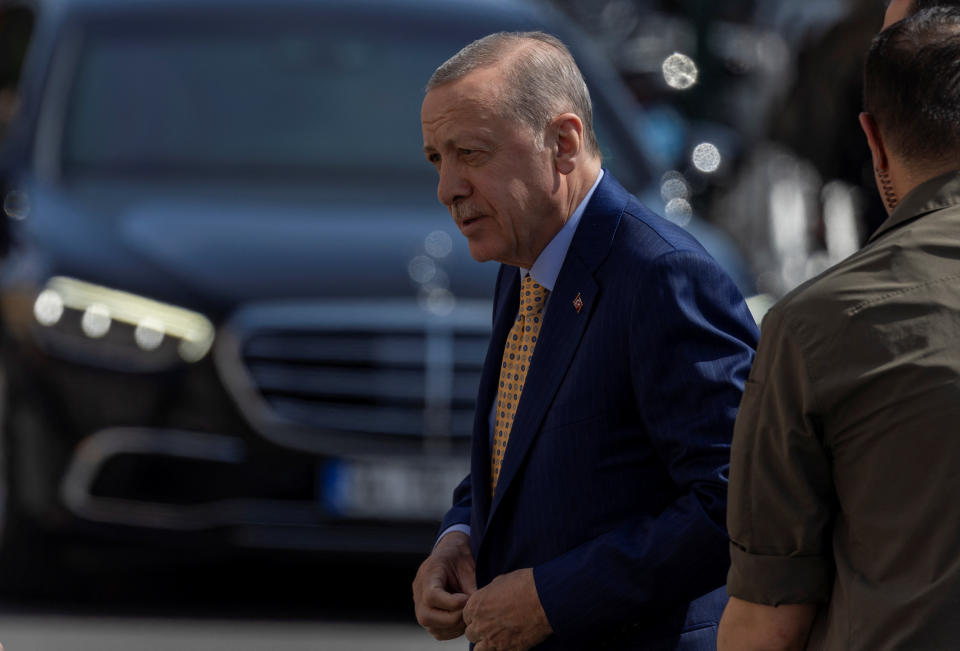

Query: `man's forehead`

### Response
(428, 63, 507, 104)
(423, 83, 503, 134)
(421, 114, 497, 152)
(428, 73, 503, 108)
(423, 94, 498, 123)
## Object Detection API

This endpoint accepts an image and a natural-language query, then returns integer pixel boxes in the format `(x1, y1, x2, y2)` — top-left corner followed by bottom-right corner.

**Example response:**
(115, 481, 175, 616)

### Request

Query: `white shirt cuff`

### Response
(435, 524, 471, 547)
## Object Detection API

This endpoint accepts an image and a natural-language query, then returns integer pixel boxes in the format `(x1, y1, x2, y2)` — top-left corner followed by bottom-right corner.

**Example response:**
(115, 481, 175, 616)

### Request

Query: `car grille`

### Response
(216, 300, 492, 455)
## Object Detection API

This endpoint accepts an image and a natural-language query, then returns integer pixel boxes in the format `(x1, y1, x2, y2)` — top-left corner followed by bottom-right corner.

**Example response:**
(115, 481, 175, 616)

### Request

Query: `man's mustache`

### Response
(452, 203, 484, 224)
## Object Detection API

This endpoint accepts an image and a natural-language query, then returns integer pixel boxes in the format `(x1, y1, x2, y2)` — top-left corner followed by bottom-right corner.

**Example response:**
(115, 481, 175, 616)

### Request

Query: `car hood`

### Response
(19, 177, 498, 316)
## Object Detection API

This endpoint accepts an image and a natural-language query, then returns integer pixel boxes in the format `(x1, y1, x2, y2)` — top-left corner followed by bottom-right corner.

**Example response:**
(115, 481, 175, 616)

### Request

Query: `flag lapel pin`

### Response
(573, 293, 584, 313)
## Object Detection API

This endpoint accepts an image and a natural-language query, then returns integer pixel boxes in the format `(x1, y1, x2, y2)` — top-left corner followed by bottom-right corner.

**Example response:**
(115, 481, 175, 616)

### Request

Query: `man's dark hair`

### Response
(865, 6, 960, 164)
(912, 0, 960, 13)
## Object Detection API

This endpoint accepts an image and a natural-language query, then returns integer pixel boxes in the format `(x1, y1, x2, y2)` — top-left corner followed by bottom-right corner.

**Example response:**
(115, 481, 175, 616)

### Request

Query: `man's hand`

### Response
(463, 568, 552, 651)
(412, 531, 476, 640)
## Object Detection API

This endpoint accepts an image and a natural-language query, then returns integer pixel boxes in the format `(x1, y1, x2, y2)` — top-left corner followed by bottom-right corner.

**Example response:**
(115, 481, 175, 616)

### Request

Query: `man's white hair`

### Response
(426, 31, 600, 156)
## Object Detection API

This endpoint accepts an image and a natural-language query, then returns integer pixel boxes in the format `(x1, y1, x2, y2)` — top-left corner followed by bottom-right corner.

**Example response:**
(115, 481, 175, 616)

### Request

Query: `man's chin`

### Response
(466, 242, 498, 263)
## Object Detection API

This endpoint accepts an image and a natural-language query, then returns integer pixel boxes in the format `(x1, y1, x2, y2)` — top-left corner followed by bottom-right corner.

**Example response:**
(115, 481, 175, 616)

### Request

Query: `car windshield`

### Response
(58, 12, 647, 187)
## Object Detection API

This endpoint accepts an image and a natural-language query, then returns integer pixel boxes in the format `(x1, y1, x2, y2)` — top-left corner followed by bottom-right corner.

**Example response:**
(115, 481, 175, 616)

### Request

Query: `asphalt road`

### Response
(0, 616, 458, 650)
(0, 549, 464, 650)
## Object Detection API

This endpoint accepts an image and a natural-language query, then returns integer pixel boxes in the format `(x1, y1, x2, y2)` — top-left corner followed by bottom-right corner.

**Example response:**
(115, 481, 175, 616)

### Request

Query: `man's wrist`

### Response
(435, 524, 471, 548)
(523, 567, 554, 639)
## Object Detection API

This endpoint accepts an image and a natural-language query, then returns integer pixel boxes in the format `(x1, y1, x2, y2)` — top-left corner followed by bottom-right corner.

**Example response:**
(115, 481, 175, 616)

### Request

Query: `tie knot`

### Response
(519, 275, 549, 314)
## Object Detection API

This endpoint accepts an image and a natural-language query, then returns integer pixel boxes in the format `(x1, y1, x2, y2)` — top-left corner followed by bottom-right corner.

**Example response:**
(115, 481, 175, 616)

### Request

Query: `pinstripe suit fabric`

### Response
(440, 172, 758, 650)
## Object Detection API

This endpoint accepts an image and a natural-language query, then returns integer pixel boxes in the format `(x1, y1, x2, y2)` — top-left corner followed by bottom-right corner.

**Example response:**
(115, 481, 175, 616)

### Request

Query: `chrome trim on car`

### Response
(214, 299, 491, 456)
(59, 427, 273, 531)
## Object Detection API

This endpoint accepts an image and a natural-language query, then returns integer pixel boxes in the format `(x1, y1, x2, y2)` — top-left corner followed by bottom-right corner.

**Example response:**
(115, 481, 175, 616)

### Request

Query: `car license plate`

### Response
(322, 457, 469, 520)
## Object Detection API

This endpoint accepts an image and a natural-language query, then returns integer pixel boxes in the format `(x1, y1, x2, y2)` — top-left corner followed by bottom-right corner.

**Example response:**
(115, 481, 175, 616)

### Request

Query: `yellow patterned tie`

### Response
(491, 275, 549, 494)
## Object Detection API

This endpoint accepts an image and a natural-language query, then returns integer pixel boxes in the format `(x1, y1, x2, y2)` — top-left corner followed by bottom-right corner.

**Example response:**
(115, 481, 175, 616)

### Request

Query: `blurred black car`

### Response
(0, 0, 678, 587)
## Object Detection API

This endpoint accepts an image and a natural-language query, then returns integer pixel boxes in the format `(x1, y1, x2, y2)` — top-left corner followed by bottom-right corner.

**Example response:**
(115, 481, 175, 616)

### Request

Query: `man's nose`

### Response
(437, 163, 471, 207)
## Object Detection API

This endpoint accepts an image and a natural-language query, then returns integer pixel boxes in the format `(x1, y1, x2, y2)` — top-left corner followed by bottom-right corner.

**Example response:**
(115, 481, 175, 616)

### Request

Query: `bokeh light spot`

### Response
(692, 142, 722, 173)
(408, 255, 437, 285)
(81, 303, 111, 338)
(662, 53, 698, 90)
(424, 230, 453, 259)
(665, 198, 693, 227)
(135, 317, 166, 351)
(33, 289, 64, 326)
(660, 171, 690, 202)
(419, 287, 456, 316)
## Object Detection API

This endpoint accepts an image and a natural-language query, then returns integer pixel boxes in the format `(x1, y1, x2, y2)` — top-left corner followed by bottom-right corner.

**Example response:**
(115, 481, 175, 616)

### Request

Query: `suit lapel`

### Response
(471, 266, 520, 527)
(487, 259, 599, 522)
(485, 171, 628, 528)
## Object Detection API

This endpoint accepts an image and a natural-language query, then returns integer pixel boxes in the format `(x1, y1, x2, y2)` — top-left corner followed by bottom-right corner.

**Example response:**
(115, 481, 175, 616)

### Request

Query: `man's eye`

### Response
(427, 153, 441, 164)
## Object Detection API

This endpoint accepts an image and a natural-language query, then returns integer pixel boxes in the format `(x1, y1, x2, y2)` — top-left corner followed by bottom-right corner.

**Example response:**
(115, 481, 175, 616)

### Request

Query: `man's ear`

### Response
(550, 113, 584, 175)
(859, 112, 889, 171)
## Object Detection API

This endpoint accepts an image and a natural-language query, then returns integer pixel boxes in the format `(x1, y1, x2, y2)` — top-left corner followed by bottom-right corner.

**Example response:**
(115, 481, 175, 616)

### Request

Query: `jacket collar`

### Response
(868, 170, 960, 244)
(565, 168, 627, 273)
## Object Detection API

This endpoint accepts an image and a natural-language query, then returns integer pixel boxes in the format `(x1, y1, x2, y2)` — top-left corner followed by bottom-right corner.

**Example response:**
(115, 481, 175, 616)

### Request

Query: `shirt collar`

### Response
(520, 169, 604, 290)
(868, 170, 960, 244)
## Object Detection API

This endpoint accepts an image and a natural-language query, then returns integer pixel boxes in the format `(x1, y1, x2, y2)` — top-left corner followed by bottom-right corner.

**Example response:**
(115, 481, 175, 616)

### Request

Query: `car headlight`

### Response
(15, 276, 215, 371)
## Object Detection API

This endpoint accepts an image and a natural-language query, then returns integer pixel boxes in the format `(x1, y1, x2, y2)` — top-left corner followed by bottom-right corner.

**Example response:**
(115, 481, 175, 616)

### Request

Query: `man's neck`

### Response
(510, 161, 602, 269)
(888, 155, 958, 213)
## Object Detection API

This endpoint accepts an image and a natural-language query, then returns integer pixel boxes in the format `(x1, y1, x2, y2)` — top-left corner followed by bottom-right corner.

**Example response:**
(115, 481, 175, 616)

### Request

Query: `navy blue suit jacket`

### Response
(440, 173, 758, 649)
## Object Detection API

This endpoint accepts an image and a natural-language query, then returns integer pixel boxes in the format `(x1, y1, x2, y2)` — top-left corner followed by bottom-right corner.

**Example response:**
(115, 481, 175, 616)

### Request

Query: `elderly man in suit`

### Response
(412, 31, 758, 650)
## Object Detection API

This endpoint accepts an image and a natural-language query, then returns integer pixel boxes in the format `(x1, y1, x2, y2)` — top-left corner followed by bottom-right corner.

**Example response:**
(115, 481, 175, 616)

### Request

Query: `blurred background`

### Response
(0, 0, 888, 647)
